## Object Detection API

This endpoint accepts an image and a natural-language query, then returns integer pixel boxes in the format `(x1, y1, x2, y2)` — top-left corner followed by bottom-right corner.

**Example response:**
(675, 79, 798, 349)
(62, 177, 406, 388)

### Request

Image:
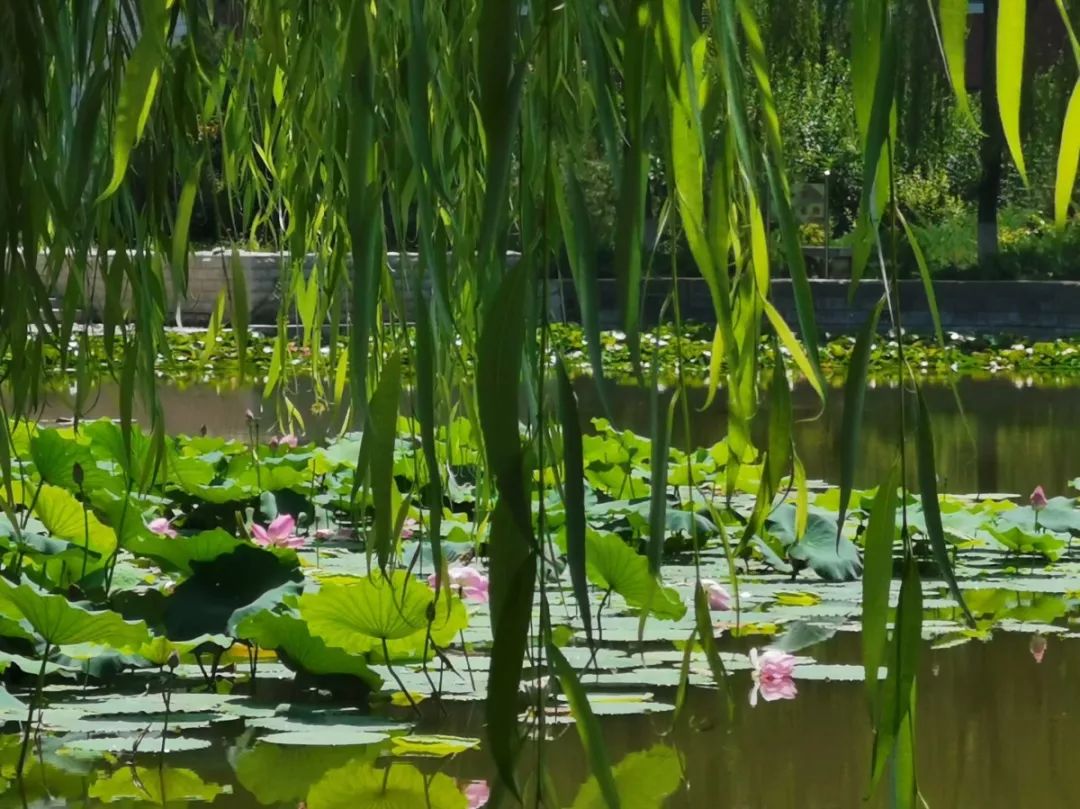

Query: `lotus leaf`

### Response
(570, 744, 683, 809)
(258, 727, 390, 746)
(31, 429, 112, 493)
(389, 734, 481, 757)
(62, 734, 211, 753)
(585, 530, 686, 619)
(233, 741, 372, 805)
(985, 524, 1067, 559)
(88, 766, 227, 804)
(124, 527, 243, 575)
(0, 685, 25, 715)
(235, 610, 382, 689)
(0, 578, 148, 648)
(11, 482, 117, 582)
(300, 570, 466, 660)
(767, 505, 862, 582)
(305, 760, 465, 809)
(1000, 497, 1080, 535)
(163, 544, 303, 640)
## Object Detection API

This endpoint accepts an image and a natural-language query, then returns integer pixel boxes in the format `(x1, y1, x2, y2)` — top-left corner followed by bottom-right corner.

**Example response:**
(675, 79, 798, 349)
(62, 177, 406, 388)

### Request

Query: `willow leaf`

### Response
(230, 248, 248, 380)
(869, 555, 921, 792)
(862, 461, 899, 707)
(478, 266, 534, 799)
(997, 0, 1028, 183)
(893, 689, 920, 809)
(345, 2, 379, 410)
(1055, 0, 1080, 65)
(415, 299, 443, 592)
(98, 0, 167, 200)
(940, 0, 974, 121)
(837, 298, 884, 535)
(548, 643, 620, 809)
(557, 168, 608, 409)
(1055, 80, 1080, 230)
(368, 352, 402, 573)
(764, 340, 792, 496)
(859, 13, 898, 218)
(476, 0, 525, 266)
(694, 581, 727, 701)
(898, 212, 943, 345)
(761, 299, 823, 401)
(557, 360, 593, 648)
(915, 388, 973, 624)
(671, 625, 698, 728)
(614, 0, 653, 368)
(646, 366, 674, 577)
(485, 499, 535, 800)
(170, 158, 202, 301)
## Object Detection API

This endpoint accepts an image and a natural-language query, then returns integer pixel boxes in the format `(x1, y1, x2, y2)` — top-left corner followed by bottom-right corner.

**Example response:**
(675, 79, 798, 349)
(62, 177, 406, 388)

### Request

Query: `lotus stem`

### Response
(78, 485, 90, 582)
(381, 638, 421, 718)
(17, 642, 50, 777)
(586, 588, 612, 673)
(459, 629, 476, 691)
(160, 679, 172, 762)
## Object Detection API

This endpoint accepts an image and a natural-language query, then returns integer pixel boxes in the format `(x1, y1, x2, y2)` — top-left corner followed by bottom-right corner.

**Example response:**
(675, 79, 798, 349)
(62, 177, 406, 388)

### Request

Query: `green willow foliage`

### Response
(0, 0, 1077, 804)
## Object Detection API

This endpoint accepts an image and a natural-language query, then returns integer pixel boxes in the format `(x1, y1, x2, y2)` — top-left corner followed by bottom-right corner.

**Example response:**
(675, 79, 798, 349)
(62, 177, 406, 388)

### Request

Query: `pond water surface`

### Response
(15, 376, 1080, 808)
(42, 376, 1080, 496)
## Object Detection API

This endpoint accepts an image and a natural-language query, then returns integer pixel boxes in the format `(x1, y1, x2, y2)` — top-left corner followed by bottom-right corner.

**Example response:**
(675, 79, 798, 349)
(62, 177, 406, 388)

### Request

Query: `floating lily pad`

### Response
(390, 734, 481, 757)
(258, 726, 391, 747)
(61, 734, 211, 753)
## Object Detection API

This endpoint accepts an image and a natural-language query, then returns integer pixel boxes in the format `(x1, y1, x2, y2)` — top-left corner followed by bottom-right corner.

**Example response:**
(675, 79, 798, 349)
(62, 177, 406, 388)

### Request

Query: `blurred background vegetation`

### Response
(181, 0, 1080, 280)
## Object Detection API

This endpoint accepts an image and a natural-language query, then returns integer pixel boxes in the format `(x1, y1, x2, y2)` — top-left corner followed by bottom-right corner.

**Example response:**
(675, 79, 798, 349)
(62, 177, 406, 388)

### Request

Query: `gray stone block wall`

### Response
(552, 278, 1080, 338)
(40, 250, 1080, 338)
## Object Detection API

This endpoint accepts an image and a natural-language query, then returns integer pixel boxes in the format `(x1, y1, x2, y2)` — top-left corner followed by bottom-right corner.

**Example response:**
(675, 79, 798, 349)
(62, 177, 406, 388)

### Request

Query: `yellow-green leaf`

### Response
(1055, 79, 1080, 230)
(940, 0, 974, 121)
(997, 0, 1028, 183)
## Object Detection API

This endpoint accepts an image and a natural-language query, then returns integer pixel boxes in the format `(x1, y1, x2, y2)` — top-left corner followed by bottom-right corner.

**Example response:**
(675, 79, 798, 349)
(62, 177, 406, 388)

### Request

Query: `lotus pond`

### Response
(1, 383, 1080, 807)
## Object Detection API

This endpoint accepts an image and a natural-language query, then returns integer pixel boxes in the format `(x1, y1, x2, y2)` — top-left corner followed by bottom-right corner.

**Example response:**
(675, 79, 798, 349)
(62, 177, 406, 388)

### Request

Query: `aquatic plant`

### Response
(0, 0, 1078, 804)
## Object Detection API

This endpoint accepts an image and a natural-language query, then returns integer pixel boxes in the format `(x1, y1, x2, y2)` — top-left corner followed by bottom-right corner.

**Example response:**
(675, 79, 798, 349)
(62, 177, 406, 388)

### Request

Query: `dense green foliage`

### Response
(1, 0, 1079, 805)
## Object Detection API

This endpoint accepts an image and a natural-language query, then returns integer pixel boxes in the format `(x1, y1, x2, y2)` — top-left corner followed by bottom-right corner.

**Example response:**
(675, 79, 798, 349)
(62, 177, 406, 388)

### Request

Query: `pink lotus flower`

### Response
(1030, 485, 1048, 512)
(313, 527, 334, 541)
(428, 565, 489, 603)
(1030, 633, 1047, 664)
(147, 517, 177, 539)
(700, 578, 732, 610)
(268, 434, 298, 451)
(250, 515, 306, 549)
(463, 781, 490, 808)
(400, 517, 420, 540)
(749, 647, 797, 707)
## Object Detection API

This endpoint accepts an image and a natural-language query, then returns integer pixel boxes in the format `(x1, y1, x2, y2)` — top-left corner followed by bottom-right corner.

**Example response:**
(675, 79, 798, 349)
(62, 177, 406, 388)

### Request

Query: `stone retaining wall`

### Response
(43, 251, 1080, 337)
(551, 278, 1080, 338)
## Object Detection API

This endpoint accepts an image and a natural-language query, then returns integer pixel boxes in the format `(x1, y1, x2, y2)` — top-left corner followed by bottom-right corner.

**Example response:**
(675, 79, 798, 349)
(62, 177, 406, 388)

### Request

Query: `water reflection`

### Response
(575, 378, 1080, 497)
(2, 633, 1074, 807)
(41, 377, 1080, 497)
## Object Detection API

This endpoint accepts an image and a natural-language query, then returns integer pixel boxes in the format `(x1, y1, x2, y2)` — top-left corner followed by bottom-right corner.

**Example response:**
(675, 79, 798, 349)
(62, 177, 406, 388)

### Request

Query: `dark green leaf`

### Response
(915, 387, 973, 624)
